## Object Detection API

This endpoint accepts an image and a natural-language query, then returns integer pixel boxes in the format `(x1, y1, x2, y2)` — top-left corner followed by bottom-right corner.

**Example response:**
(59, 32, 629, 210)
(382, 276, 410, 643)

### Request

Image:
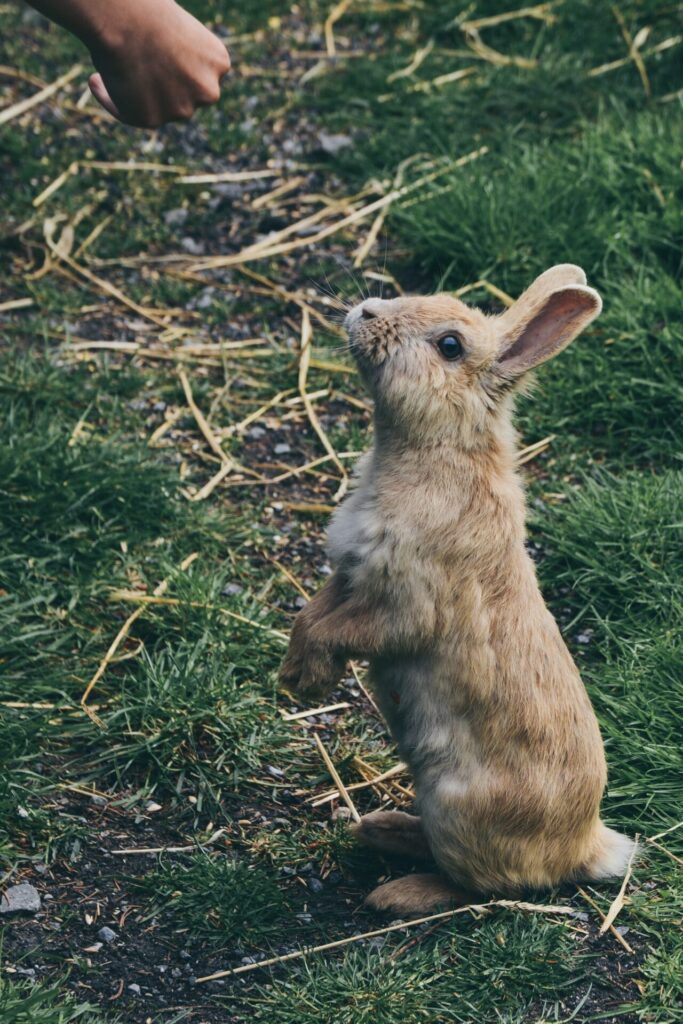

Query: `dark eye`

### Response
(436, 334, 463, 360)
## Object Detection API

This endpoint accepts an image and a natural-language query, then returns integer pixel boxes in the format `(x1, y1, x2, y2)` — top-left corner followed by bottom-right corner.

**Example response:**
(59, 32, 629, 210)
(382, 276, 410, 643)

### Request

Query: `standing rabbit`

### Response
(280, 265, 635, 914)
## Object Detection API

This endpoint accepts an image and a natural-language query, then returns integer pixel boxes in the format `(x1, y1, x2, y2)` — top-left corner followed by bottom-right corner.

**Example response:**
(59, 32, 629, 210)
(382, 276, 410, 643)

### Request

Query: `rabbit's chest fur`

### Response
(326, 445, 603, 819)
(326, 451, 497, 791)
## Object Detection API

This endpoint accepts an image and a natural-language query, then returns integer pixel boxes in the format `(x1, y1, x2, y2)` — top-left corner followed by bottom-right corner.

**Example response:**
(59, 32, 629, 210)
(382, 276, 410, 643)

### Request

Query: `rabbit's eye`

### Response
(437, 334, 463, 360)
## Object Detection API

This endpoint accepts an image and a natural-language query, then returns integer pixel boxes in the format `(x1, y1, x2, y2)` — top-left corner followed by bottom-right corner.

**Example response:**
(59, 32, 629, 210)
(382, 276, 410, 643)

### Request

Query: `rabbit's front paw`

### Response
(279, 651, 305, 691)
(298, 644, 345, 696)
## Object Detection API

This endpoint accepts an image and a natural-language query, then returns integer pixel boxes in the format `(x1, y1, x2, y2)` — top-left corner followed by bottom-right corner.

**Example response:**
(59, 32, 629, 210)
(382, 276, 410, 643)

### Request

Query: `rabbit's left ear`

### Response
(496, 284, 602, 375)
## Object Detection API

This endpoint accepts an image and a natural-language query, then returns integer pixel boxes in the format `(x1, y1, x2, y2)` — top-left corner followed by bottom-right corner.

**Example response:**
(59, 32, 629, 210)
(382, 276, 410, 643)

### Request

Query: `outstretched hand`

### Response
(27, 0, 230, 128)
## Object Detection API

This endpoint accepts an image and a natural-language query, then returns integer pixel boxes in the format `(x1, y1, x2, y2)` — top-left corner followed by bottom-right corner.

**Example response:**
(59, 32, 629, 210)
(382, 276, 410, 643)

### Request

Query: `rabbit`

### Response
(279, 264, 636, 915)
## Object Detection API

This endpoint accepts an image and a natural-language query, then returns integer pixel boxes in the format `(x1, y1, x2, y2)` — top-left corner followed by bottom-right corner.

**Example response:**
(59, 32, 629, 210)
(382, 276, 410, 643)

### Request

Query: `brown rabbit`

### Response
(280, 265, 635, 914)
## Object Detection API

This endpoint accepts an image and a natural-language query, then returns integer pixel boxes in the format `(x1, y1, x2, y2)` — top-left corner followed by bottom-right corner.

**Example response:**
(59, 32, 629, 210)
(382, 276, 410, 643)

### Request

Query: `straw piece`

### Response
(177, 168, 279, 185)
(598, 836, 639, 934)
(0, 63, 83, 126)
(0, 297, 33, 314)
(312, 733, 361, 823)
(461, 2, 557, 31)
(309, 762, 408, 806)
(33, 161, 79, 207)
(387, 40, 435, 83)
(148, 408, 184, 447)
(298, 310, 349, 501)
(81, 553, 198, 721)
(587, 34, 681, 77)
(648, 820, 683, 842)
(178, 368, 231, 465)
(196, 899, 575, 982)
(517, 435, 555, 465)
(47, 244, 170, 328)
(410, 66, 478, 93)
(611, 5, 651, 97)
(81, 160, 187, 174)
(111, 829, 227, 856)
(463, 26, 537, 69)
(645, 838, 683, 868)
(576, 886, 634, 954)
(324, 0, 353, 57)
(188, 459, 233, 502)
(251, 176, 306, 209)
(224, 389, 295, 437)
(281, 702, 351, 721)
(108, 591, 289, 642)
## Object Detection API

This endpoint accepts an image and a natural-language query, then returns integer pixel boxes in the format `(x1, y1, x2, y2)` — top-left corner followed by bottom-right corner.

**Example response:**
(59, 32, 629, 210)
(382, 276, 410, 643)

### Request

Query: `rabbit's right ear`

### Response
(495, 284, 602, 376)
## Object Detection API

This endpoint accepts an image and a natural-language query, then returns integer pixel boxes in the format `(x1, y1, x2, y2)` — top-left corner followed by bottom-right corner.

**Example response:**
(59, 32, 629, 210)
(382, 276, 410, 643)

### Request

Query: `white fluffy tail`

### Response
(586, 825, 637, 881)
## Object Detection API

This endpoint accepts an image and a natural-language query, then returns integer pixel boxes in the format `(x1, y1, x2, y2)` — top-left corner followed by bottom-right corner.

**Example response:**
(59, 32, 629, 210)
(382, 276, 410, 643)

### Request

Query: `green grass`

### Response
(1, 0, 682, 1021)
(0, 972, 113, 1023)
(248, 915, 585, 1023)
(133, 851, 288, 948)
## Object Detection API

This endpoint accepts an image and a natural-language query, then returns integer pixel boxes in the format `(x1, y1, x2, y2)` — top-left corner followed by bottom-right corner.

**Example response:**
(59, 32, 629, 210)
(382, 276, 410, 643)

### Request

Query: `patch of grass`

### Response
(247, 915, 584, 1024)
(87, 637, 286, 807)
(134, 852, 288, 948)
(638, 943, 683, 1022)
(0, 972, 113, 1023)
(538, 470, 683, 637)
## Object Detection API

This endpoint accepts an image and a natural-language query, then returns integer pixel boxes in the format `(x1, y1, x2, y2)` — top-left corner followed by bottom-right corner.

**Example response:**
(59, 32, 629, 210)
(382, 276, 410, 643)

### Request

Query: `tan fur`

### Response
(365, 873, 466, 915)
(279, 266, 635, 909)
(352, 810, 433, 861)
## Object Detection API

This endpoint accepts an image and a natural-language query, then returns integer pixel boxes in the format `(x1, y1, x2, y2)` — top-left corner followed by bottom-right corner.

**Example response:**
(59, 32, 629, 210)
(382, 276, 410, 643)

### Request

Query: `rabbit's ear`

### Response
(496, 284, 602, 375)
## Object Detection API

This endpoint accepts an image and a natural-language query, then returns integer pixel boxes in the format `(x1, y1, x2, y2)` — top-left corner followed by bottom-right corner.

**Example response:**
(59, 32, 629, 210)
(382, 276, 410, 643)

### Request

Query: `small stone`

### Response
(247, 426, 267, 440)
(194, 287, 216, 310)
(317, 131, 353, 155)
(90, 794, 107, 807)
(145, 801, 163, 813)
(331, 806, 353, 822)
(0, 883, 41, 915)
(128, 983, 141, 996)
(222, 582, 243, 597)
(180, 237, 204, 256)
(97, 926, 117, 943)
(83, 942, 103, 953)
(308, 877, 324, 894)
(163, 207, 188, 227)
(274, 443, 291, 455)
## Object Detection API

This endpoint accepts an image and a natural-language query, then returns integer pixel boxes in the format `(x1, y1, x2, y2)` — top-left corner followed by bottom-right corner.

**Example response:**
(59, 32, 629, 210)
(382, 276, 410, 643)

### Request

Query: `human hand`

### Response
(87, 0, 230, 127)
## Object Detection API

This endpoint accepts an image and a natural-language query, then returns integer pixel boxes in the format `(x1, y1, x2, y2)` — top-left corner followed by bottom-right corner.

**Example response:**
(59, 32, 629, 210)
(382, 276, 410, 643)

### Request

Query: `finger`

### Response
(88, 73, 122, 120)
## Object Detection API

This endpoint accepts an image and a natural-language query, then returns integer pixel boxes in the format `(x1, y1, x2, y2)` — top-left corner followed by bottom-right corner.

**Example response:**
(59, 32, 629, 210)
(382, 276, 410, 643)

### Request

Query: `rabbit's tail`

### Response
(584, 824, 637, 881)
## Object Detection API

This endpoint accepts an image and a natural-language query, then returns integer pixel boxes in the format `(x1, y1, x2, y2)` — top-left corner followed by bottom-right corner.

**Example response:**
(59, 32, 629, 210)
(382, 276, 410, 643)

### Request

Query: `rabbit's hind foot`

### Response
(365, 872, 468, 915)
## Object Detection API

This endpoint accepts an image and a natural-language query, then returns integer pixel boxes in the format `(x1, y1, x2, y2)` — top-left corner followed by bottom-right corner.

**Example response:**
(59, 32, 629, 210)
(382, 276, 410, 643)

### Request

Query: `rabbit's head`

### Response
(345, 264, 601, 447)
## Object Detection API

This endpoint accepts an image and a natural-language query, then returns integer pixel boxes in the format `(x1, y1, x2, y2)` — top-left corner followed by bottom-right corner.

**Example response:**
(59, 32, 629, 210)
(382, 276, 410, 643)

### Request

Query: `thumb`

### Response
(89, 72, 121, 120)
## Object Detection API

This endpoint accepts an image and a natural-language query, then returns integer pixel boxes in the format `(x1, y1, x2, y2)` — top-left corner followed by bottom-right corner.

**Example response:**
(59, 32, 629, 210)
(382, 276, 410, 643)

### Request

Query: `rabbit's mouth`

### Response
(345, 300, 398, 370)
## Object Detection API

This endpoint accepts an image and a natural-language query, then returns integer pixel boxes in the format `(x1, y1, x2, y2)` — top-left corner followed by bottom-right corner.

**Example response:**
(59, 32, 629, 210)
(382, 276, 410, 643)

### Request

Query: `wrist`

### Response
(71, 0, 176, 55)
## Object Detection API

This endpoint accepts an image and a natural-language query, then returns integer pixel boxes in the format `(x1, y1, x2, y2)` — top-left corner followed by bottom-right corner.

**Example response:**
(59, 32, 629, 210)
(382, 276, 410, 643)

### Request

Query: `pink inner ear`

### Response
(500, 289, 600, 373)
